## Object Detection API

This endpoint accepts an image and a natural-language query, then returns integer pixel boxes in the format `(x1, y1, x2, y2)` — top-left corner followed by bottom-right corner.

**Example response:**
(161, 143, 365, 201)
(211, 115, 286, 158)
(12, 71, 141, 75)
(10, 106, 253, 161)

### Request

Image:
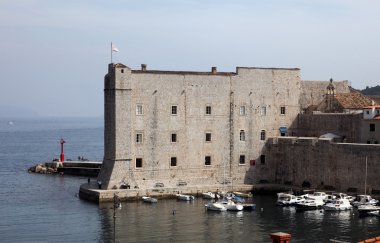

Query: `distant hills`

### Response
(361, 85, 380, 96)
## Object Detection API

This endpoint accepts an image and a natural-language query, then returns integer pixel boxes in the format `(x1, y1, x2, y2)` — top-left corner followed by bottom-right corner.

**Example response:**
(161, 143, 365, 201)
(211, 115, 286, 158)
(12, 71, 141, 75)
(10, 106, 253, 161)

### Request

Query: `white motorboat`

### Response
(142, 196, 158, 203)
(205, 201, 227, 211)
(222, 200, 243, 211)
(202, 192, 220, 199)
(295, 199, 324, 210)
(176, 194, 195, 201)
(352, 195, 379, 207)
(306, 192, 328, 201)
(277, 193, 305, 206)
(233, 191, 253, 198)
(323, 199, 352, 211)
(358, 204, 380, 215)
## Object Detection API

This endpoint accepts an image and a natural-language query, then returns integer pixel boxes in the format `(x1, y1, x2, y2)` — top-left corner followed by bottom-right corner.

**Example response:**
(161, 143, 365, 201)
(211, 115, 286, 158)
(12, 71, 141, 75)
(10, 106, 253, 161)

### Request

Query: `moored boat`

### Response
(323, 199, 352, 211)
(277, 193, 305, 206)
(142, 196, 158, 203)
(222, 200, 243, 211)
(352, 195, 379, 207)
(233, 191, 253, 198)
(205, 201, 227, 211)
(358, 204, 380, 215)
(295, 199, 324, 210)
(202, 192, 220, 199)
(176, 194, 195, 201)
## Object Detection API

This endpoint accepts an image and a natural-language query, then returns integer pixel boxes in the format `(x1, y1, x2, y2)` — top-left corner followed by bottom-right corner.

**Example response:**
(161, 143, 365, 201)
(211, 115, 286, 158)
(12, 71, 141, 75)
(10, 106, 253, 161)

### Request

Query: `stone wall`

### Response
(262, 137, 380, 194)
(291, 113, 362, 143)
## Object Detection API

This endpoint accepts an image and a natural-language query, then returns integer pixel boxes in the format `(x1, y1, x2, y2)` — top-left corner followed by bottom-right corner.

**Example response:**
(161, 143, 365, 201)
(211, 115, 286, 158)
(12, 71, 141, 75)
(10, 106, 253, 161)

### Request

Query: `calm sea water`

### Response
(0, 117, 379, 243)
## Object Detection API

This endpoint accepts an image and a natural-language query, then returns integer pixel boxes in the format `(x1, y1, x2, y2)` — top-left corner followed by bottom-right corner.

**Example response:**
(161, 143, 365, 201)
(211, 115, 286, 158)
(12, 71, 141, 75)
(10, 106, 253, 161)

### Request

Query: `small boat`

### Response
(306, 192, 328, 201)
(202, 192, 220, 199)
(176, 194, 195, 201)
(358, 205, 380, 215)
(233, 191, 253, 198)
(142, 196, 158, 203)
(242, 203, 256, 211)
(205, 201, 227, 211)
(295, 199, 324, 210)
(222, 200, 243, 211)
(277, 193, 305, 206)
(352, 195, 379, 207)
(323, 199, 352, 211)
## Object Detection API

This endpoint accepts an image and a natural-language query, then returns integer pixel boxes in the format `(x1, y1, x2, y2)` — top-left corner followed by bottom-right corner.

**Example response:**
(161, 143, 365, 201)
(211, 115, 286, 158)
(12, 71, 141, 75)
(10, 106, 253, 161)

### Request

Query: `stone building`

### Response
(98, 63, 302, 190)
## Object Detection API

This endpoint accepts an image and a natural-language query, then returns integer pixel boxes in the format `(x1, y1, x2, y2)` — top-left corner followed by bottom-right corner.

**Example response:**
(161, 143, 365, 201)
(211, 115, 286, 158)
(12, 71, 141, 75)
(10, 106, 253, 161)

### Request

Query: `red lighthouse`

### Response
(60, 138, 66, 162)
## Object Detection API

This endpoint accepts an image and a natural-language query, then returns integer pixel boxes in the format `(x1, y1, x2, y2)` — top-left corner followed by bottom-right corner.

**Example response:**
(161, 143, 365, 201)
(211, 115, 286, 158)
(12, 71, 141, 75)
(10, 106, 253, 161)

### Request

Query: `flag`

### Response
(112, 43, 119, 52)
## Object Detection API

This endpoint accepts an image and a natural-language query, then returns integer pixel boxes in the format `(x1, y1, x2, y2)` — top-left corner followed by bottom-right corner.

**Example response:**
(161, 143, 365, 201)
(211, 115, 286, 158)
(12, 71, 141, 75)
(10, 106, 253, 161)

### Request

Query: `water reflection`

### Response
(96, 196, 380, 243)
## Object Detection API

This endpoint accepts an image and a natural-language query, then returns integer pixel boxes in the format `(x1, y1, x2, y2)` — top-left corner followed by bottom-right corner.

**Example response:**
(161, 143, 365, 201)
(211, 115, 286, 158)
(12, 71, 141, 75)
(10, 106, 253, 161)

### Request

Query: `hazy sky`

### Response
(1, 0, 379, 117)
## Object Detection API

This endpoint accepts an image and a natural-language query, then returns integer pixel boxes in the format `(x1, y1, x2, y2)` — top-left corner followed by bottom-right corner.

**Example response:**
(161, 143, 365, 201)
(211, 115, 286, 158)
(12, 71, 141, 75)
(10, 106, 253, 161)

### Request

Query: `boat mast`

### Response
(365, 156, 368, 195)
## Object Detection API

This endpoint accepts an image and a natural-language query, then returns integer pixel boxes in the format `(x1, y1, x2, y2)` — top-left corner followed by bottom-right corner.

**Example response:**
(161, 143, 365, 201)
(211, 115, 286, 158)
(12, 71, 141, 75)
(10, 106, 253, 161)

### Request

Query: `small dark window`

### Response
(260, 130, 266, 140)
(136, 158, 142, 168)
(205, 132, 212, 142)
(121, 69, 124, 73)
(370, 123, 375, 132)
(280, 106, 286, 115)
(239, 155, 245, 165)
(375, 141, 378, 144)
(260, 155, 266, 165)
(171, 157, 177, 166)
(205, 156, 211, 165)
(206, 106, 212, 115)
(367, 141, 371, 144)
(171, 133, 177, 142)
(240, 130, 245, 141)
(171, 106, 177, 115)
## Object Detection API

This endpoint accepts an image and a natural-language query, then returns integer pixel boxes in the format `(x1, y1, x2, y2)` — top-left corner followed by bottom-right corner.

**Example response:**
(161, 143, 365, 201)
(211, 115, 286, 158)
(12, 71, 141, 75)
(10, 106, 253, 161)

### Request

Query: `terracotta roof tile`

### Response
(335, 92, 373, 109)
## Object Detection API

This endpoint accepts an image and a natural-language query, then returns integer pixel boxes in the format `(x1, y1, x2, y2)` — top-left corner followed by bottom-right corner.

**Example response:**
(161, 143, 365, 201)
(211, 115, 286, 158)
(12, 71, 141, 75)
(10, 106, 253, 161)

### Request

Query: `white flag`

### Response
(112, 43, 119, 52)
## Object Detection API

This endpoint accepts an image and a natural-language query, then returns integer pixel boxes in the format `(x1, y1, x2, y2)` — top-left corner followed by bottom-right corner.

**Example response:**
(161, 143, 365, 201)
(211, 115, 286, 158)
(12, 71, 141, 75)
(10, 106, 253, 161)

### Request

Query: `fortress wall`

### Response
(100, 64, 302, 189)
(262, 137, 380, 194)
(292, 113, 362, 142)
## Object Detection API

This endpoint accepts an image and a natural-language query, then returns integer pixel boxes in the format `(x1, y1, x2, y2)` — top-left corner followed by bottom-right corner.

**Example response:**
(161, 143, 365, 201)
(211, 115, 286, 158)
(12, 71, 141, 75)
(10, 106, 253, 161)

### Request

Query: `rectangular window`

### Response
(239, 155, 245, 165)
(370, 123, 375, 132)
(280, 106, 286, 115)
(239, 106, 246, 116)
(206, 105, 212, 115)
(171, 105, 177, 115)
(205, 132, 212, 142)
(261, 106, 266, 116)
(136, 158, 143, 168)
(136, 133, 143, 143)
(171, 133, 177, 143)
(136, 104, 143, 115)
(260, 155, 266, 165)
(205, 156, 211, 166)
(170, 157, 177, 166)
(240, 130, 245, 141)
(260, 130, 266, 140)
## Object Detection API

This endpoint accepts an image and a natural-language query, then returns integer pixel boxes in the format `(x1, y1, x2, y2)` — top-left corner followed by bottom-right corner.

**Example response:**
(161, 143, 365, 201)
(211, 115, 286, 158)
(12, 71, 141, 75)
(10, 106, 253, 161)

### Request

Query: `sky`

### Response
(1, 0, 379, 117)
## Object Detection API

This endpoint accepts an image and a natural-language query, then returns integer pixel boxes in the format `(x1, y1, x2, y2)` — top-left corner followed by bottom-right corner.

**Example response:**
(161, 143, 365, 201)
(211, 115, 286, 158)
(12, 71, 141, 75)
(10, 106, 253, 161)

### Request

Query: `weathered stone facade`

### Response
(265, 137, 380, 194)
(98, 63, 302, 190)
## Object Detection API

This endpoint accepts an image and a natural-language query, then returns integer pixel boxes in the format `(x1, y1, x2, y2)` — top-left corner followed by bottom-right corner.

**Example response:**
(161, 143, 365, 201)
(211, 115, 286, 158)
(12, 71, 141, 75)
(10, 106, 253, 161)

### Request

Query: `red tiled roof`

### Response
(364, 105, 380, 109)
(335, 92, 373, 109)
(374, 115, 380, 120)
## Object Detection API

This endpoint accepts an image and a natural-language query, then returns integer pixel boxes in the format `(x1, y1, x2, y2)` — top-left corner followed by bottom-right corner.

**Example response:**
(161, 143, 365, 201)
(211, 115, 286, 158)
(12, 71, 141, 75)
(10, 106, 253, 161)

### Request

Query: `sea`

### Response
(0, 117, 379, 243)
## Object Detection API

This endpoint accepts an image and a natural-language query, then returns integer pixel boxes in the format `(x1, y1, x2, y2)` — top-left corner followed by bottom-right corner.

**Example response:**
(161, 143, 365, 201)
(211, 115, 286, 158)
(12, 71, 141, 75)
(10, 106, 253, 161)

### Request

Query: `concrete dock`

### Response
(79, 182, 294, 203)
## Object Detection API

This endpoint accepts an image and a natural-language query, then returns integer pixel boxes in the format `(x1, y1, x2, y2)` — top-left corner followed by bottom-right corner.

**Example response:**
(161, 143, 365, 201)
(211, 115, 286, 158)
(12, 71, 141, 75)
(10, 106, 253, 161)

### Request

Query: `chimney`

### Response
(211, 67, 217, 74)
(141, 64, 147, 71)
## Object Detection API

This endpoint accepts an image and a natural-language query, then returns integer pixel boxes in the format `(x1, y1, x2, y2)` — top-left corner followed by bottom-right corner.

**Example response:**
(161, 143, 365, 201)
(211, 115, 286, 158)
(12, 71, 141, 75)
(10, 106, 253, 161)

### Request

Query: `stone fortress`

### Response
(80, 63, 380, 202)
